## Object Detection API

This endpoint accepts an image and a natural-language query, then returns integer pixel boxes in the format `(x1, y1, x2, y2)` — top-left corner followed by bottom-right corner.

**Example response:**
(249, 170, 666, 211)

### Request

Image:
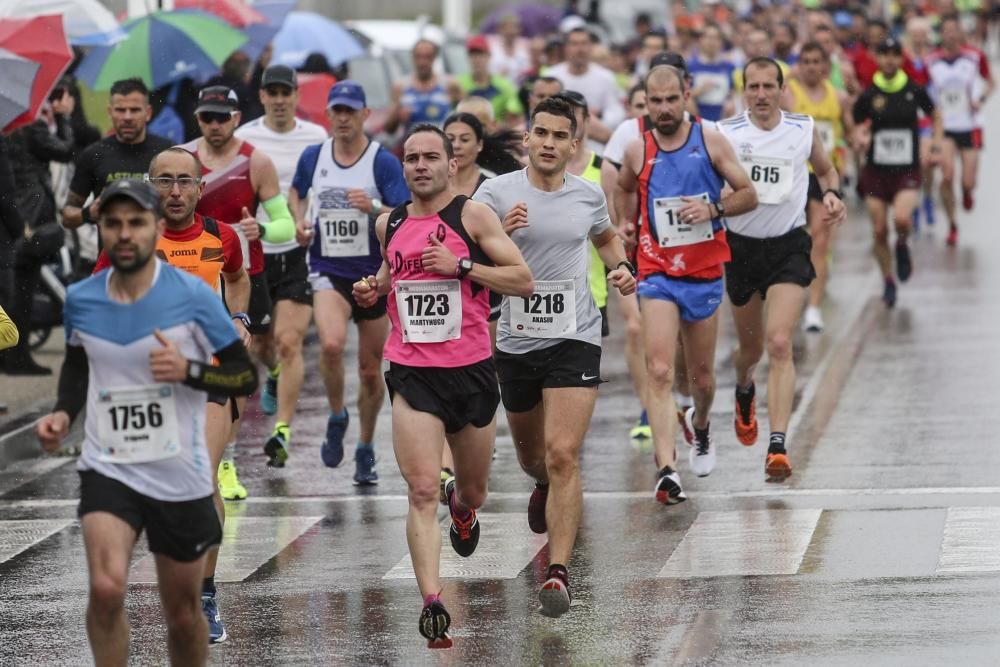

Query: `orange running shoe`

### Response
(765, 452, 792, 482)
(734, 386, 758, 446)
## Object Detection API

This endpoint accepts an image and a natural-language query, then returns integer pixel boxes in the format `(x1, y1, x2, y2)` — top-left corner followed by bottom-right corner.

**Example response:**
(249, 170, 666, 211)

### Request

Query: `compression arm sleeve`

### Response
(54, 344, 88, 421)
(260, 194, 295, 244)
(184, 340, 259, 396)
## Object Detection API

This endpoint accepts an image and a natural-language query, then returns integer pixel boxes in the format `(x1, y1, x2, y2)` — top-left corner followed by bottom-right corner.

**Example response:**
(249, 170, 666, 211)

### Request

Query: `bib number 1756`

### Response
(107, 402, 163, 431)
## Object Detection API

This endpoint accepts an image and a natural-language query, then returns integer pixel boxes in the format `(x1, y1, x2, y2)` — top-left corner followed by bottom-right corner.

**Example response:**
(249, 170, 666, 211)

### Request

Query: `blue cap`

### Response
(833, 11, 852, 28)
(327, 80, 366, 110)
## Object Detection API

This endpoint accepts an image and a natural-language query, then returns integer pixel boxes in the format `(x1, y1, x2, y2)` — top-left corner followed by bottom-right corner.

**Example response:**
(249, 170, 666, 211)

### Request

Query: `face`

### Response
(745, 31, 770, 59)
(402, 132, 455, 199)
(816, 29, 837, 55)
(743, 63, 783, 121)
(866, 24, 887, 48)
(326, 105, 368, 141)
(109, 92, 151, 143)
(646, 74, 687, 136)
(773, 26, 793, 52)
(499, 16, 521, 40)
(260, 84, 298, 126)
(907, 24, 930, 50)
(412, 42, 438, 80)
(99, 200, 160, 274)
(627, 89, 647, 118)
(149, 152, 203, 226)
(940, 20, 962, 49)
(798, 49, 827, 85)
(699, 26, 723, 57)
(529, 79, 562, 113)
(444, 121, 482, 170)
(876, 50, 902, 75)
(469, 50, 490, 74)
(525, 111, 576, 175)
(197, 110, 240, 148)
(565, 31, 592, 68)
(641, 34, 667, 62)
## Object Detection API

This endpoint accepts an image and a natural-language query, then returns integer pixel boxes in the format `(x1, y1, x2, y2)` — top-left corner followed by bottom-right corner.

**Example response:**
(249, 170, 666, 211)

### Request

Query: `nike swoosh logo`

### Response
(581, 373, 598, 381)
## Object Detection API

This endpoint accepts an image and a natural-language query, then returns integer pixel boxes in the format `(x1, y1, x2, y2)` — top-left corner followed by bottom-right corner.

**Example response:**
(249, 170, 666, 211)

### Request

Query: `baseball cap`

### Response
(649, 50, 689, 76)
(261, 64, 297, 89)
(833, 11, 853, 29)
(326, 79, 366, 110)
(876, 37, 903, 54)
(552, 90, 589, 115)
(98, 179, 161, 215)
(466, 35, 489, 53)
(195, 85, 239, 114)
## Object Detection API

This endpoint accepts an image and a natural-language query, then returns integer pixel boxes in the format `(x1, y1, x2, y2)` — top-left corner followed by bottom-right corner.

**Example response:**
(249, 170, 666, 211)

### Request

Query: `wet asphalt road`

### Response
(3, 106, 1000, 665)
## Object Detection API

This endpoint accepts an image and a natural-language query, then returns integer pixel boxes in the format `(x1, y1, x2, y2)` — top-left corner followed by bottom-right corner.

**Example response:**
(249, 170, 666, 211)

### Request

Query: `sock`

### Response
(224, 441, 237, 461)
(547, 563, 569, 584)
(658, 464, 675, 476)
(274, 421, 290, 437)
(441, 466, 453, 477)
(673, 391, 692, 410)
(769, 432, 786, 454)
(357, 441, 373, 451)
(448, 482, 473, 522)
(268, 363, 281, 380)
(202, 576, 215, 596)
(694, 424, 710, 445)
(423, 592, 441, 608)
(638, 409, 648, 425)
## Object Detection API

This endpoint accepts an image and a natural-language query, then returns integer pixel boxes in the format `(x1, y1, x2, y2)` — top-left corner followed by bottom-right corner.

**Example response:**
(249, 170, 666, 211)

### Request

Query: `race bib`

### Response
(651, 193, 714, 248)
(96, 385, 181, 464)
(395, 279, 462, 343)
(816, 120, 836, 154)
(318, 208, 370, 258)
(741, 155, 793, 205)
(510, 280, 577, 338)
(694, 71, 731, 106)
(872, 129, 914, 166)
(939, 86, 969, 118)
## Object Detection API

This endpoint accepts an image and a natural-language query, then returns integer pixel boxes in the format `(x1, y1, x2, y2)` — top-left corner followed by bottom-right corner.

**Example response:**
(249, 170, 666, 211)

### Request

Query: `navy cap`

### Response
(196, 85, 239, 114)
(326, 80, 366, 110)
(876, 37, 903, 54)
(98, 179, 161, 215)
(649, 50, 689, 76)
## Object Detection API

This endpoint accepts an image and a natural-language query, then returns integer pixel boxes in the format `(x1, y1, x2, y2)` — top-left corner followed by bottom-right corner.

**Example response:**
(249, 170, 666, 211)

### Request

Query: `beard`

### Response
(109, 244, 154, 274)
(654, 116, 682, 136)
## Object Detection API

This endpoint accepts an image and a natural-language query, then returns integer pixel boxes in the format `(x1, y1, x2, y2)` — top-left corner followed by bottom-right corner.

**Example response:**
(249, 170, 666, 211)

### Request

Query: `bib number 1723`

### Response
(404, 293, 450, 317)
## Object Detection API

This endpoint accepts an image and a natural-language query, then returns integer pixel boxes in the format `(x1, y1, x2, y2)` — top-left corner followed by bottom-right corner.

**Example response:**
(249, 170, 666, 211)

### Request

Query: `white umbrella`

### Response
(0, 47, 41, 129)
(0, 0, 126, 46)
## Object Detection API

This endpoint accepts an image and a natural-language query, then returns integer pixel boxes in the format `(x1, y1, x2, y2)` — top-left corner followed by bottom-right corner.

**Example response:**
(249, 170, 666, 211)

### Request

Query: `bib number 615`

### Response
(750, 164, 780, 184)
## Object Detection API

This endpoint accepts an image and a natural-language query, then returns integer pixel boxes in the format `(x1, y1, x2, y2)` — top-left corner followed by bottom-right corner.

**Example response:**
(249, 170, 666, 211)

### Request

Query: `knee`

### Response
(872, 226, 889, 244)
(624, 314, 643, 344)
(275, 330, 302, 360)
(163, 595, 203, 637)
(688, 365, 715, 394)
(88, 573, 127, 617)
(545, 444, 579, 479)
(408, 479, 439, 511)
(358, 359, 383, 388)
(456, 479, 487, 510)
(767, 331, 793, 362)
(319, 337, 345, 363)
(645, 357, 675, 389)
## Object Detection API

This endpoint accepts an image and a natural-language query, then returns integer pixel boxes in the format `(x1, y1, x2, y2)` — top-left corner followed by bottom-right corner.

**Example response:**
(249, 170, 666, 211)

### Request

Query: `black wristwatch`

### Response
(231, 312, 251, 329)
(616, 259, 638, 277)
(456, 257, 474, 279)
(823, 188, 844, 200)
(712, 200, 726, 218)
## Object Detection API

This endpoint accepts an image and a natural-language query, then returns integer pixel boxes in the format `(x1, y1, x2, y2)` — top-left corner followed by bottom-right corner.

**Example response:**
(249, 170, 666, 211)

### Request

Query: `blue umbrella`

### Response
(241, 0, 296, 62)
(271, 11, 364, 69)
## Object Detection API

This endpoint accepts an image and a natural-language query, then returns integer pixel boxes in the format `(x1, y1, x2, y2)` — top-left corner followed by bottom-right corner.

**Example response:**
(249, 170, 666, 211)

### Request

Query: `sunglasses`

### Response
(198, 111, 234, 125)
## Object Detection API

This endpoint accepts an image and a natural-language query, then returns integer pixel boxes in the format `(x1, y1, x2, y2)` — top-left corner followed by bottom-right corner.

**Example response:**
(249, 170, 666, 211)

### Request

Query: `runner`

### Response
(289, 80, 410, 485)
(386, 39, 460, 134)
(234, 65, 328, 466)
(927, 14, 994, 246)
(617, 65, 757, 502)
(902, 16, 937, 231)
(786, 41, 854, 333)
(474, 96, 636, 617)
(718, 56, 846, 481)
(853, 38, 943, 306)
(36, 178, 257, 665)
(352, 124, 532, 648)
(181, 84, 296, 498)
(687, 23, 737, 121)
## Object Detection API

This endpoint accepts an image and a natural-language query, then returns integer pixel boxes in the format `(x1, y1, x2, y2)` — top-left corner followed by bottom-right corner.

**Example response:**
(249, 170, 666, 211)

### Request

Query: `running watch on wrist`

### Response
(616, 260, 638, 277)
(457, 257, 474, 279)
(823, 188, 844, 200)
(231, 312, 251, 329)
(713, 200, 726, 218)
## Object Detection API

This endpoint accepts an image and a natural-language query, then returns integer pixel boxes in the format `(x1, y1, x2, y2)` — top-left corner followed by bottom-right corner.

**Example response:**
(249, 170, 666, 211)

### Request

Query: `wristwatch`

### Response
(712, 200, 726, 218)
(457, 257, 474, 279)
(823, 188, 844, 200)
(231, 312, 251, 329)
(371, 198, 383, 215)
(616, 259, 638, 277)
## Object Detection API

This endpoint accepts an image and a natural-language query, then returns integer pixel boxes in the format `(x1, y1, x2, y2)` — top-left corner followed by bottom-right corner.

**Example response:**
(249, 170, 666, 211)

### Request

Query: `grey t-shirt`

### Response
(474, 168, 612, 354)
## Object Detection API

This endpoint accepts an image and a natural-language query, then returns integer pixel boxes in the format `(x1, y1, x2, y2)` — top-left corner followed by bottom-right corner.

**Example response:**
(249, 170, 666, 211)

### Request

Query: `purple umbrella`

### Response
(479, 3, 563, 38)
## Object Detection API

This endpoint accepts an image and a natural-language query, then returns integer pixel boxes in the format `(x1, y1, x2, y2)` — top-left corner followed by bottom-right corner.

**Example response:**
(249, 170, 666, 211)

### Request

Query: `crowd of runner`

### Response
(32, 0, 998, 660)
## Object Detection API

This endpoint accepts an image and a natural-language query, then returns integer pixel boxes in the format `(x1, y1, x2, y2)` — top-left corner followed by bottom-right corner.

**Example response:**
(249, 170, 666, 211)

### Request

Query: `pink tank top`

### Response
(383, 196, 492, 368)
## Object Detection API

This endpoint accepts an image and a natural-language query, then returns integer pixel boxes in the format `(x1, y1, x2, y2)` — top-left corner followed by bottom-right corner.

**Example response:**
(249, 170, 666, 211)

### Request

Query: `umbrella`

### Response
(240, 0, 296, 62)
(0, 48, 41, 129)
(271, 12, 364, 69)
(174, 0, 265, 28)
(0, 15, 74, 132)
(0, 0, 126, 46)
(295, 72, 336, 130)
(75, 10, 248, 91)
(479, 3, 563, 37)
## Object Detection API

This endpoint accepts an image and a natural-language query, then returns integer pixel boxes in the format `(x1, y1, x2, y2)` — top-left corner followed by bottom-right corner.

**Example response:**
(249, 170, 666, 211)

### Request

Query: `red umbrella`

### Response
(0, 14, 73, 132)
(296, 73, 337, 131)
(174, 0, 266, 28)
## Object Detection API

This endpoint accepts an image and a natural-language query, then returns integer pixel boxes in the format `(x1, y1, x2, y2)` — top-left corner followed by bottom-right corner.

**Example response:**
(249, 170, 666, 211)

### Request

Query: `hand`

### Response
(502, 202, 529, 236)
(37, 411, 70, 453)
(822, 192, 847, 226)
(608, 267, 636, 296)
(149, 329, 189, 383)
(233, 319, 253, 349)
(617, 221, 637, 251)
(295, 218, 314, 247)
(238, 207, 260, 241)
(677, 197, 712, 225)
(421, 234, 458, 276)
(352, 275, 379, 307)
(347, 189, 373, 213)
(851, 127, 870, 154)
(87, 199, 101, 223)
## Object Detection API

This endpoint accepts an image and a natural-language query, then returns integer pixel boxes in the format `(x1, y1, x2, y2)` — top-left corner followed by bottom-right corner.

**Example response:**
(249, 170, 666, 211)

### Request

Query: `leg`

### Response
(616, 291, 648, 406)
(202, 402, 229, 581)
(445, 418, 497, 515)
(938, 139, 958, 230)
(355, 317, 390, 445)
(679, 312, 720, 431)
(252, 330, 277, 375)
(762, 284, 807, 435)
(807, 199, 833, 308)
(640, 298, 682, 469)
(865, 196, 892, 278)
(730, 293, 766, 390)
(892, 189, 919, 243)
(506, 402, 547, 483)
(155, 553, 209, 666)
(271, 300, 313, 427)
(81, 512, 138, 667)
(960, 147, 980, 208)
(673, 335, 691, 401)
(313, 289, 352, 414)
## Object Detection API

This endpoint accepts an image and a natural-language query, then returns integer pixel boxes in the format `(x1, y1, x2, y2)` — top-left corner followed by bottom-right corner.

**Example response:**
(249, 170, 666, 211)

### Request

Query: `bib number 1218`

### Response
(520, 292, 565, 315)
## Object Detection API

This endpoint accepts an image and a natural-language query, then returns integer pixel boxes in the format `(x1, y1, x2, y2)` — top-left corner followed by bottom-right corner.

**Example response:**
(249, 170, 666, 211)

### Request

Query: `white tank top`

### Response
(718, 110, 813, 238)
(927, 48, 983, 133)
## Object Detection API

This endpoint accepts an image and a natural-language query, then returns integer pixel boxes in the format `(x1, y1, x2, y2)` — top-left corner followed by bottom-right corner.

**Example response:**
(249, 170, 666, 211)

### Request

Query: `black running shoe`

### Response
(883, 279, 897, 308)
(418, 596, 452, 649)
(654, 465, 687, 505)
(446, 478, 480, 557)
(895, 241, 912, 282)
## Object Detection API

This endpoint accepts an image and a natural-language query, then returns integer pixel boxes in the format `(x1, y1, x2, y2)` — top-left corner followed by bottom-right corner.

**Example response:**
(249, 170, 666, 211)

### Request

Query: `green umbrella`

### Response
(76, 10, 248, 91)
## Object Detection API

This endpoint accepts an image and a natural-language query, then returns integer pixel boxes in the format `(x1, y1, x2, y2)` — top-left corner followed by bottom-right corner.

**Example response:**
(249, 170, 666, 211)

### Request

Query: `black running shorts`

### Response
(246, 271, 273, 334)
(310, 272, 388, 321)
(494, 339, 602, 413)
(725, 227, 816, 307)
(263, 247, 313, 306)
(385, 358, 500, 434)
(77, 470, 221, 563)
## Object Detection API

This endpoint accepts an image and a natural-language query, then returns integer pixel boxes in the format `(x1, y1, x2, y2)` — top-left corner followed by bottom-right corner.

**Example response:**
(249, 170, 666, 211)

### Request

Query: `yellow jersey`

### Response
(788, 78, 843, 170)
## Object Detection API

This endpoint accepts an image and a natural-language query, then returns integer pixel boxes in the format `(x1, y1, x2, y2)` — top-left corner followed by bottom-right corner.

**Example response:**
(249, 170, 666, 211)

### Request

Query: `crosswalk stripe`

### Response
(0, 519, 75, 564)
(936, 507, 1000, 574)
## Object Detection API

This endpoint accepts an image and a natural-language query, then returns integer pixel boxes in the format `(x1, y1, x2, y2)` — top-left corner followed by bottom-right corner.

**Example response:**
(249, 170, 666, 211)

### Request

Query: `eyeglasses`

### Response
(148, 176, 200, 191)
(197, 111, 234, 125)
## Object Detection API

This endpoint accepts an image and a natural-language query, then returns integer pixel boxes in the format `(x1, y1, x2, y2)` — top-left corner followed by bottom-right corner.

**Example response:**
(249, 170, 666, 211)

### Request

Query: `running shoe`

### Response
(263, 425, 289, 468)
(802, 305, 824, 333)
(895, 240, 912, 282)
(418, 595, 453, 649)
(686, 407, 716, 478)
(734, 385, 758, 446)
(539, 565, 572, 618)
(202, 592, 228, 644)
(217, 460, 247, 500)
(527, 482, 549, 534)
(353, 446, 378, 485)
(439, 467, 453, 505)
(260, 369, 278, 416)
(946, 226, 958, 247)
(629, 409, 651, 440)
(654, 465, 687, 505)
(765, 451, 793, 482)
(962, 188, 974, 212)
(320, 408, 349, 468)
(883, 279, 897, 308)
(446, 477, 479, 557)
(678, 407, 695, 446)
(922, 194, 935, 225)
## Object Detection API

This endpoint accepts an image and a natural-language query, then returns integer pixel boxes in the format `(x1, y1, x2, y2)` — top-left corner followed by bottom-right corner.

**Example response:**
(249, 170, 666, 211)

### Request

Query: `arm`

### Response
(614, 139, 642, 248)
(599, 157, 619, 228)
(353, 213, 409, 303)
(808, 125, 847, 225)
(248, 150, 295, 243)
(0, 305, 17, 350)
(462, 200, 534, 297)
(28, 117, 75, 163)
(37, 343, 88, 451)
(182, 340, 259, 396)
(384, 80, 408, 135)
(703, 128, 758, 216)
(222, 267, 252, 347)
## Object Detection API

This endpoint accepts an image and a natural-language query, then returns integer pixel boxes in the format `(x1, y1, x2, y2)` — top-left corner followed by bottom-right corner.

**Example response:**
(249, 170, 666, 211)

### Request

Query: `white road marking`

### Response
(0, 519, 75, 564)
(936, 507, 1000, 574)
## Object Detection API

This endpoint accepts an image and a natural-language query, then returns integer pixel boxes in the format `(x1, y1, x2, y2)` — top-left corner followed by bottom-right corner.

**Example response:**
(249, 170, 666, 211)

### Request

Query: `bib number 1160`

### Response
(405, 293, 450, 316)
(323, 218, 359, 238)
(521, 293, 565, 314)
(107, 403, 163, 431)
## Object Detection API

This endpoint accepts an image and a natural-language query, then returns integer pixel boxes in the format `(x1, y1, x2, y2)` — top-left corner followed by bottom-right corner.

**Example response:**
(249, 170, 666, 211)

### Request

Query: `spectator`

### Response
(688, 23, 737, 121)
(773, 22, 801, 65)
(634, 31, 668, 78)
(458, 36, 524, 127)
(205, 51, 263, 121)
(490, 13, 532, 82)
(386, 40, 460, 134)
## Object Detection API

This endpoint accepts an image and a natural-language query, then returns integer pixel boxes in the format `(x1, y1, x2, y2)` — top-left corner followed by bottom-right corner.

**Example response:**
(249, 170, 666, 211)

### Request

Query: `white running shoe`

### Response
(686, 407, 716, 478)
(802, 305, 824, 333)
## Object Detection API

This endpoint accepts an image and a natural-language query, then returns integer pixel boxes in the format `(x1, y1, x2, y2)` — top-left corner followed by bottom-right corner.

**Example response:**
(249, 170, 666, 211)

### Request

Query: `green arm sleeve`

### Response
(260, 194, 295, 244)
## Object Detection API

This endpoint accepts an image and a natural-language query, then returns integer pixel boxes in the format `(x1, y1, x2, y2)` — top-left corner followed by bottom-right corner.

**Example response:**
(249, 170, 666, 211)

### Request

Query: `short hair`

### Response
(743, 56, 784, 87)
(646, 64, 687, 93)
(566, 26, 592, 41)
(627, 83, 646, 106)
(939, 13, 961, 28)
(413, 39, 440, 55)
(799, 40, 829, 61)
(530, 96, 577, 136)
(443, 112, 485, 143)
(776, 21, 798, 41)
(149, 147, 202, 178)
(456, 96, 494, 122)
(534, 76, 563, 90)
(110, 78, 149, 99)
(404, 123, 454, 160)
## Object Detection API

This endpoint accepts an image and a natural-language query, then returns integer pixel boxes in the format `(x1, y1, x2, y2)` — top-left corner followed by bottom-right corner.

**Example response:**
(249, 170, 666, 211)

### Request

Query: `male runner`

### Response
(181, 85, 296, 498)
(474, 96, 636, 617)
(37, 179, 257, 665)
(386, 39, 460, 133)
(353, 124, 532, 648)
(718, 57, 846, 481)
(235, 65, 328, 465)
(289, 80, 410, 484)
(617, 65, 757, 502)
(853, 38, 943, 306)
